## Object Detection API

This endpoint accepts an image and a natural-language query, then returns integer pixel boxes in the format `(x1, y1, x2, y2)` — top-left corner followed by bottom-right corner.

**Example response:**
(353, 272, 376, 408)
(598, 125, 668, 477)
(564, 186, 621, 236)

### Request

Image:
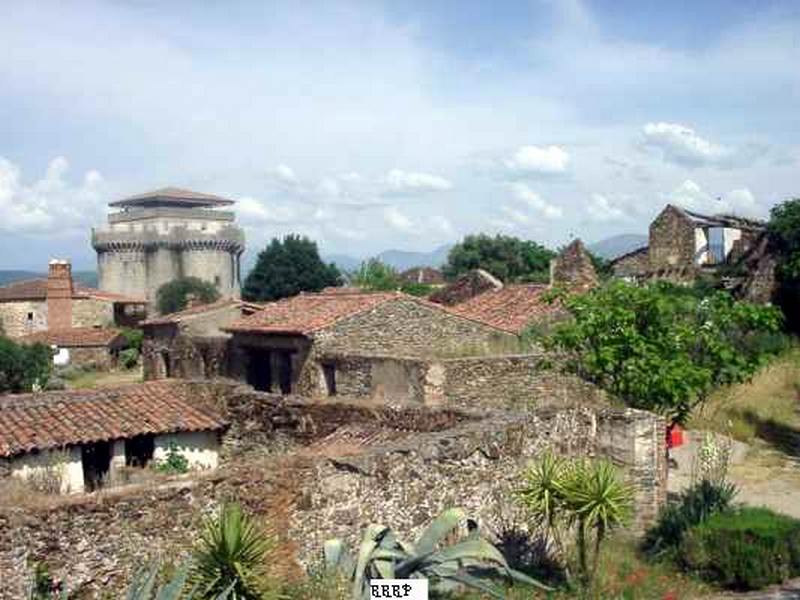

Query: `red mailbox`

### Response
(667, 424, 684, 449)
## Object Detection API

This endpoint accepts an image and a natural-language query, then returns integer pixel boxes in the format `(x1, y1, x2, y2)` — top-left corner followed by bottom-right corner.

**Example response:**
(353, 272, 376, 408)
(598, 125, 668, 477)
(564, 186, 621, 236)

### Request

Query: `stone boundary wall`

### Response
(0, 388, 665, 599)
(316, 352, 608, 410)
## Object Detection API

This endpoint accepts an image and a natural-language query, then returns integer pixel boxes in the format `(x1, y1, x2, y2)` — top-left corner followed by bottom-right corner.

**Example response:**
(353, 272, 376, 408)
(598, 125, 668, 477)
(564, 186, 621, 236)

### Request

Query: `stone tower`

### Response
(92, 187, 245, 309)
(550, 238, 598, 291)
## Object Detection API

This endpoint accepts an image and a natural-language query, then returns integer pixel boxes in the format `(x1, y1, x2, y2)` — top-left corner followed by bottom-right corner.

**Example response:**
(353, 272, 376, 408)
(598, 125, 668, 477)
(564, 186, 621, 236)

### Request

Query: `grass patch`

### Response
(689, 346, 800, 449)
(63, 367, 143, 390)
(454, 534, 709, 599)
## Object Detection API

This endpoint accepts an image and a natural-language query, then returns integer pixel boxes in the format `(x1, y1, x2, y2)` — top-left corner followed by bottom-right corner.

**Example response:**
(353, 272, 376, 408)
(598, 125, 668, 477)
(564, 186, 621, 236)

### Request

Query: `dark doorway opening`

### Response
(161, 350, 171, 378)
(82, 441, 112, 491)
(277, 351, 293, 394)
(322, 363, 336, 396)
(246, 348, 272, 392)
(125, 435, 155, 467)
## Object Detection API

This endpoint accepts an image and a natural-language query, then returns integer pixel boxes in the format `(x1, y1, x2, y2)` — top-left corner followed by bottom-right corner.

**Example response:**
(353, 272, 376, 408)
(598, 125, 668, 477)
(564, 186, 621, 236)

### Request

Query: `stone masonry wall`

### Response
(313, 297, 516, 357)
(0, 388, 666, 599)
(649, 205, 696, 269)
(611, 247, 650, 278)
(0, 301, 47, 338)
(71, 298, 115, 329)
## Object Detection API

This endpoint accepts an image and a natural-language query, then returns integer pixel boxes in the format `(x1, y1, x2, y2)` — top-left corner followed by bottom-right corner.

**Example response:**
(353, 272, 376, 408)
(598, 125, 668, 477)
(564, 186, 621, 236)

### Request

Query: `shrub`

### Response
(121, 328, 144, 352)
(643, 479, 737, 557)
(680, 507, 800, 590)
(157, 277, 221, 315)
(154, 442, 189, 475)
(119, 348, 140, 370)
(0, 337, 52, 393)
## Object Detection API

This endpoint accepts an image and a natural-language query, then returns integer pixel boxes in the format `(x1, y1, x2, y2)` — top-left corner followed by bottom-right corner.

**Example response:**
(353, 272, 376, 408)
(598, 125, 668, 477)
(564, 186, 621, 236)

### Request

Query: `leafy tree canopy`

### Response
(543, 281, 786, 424)
(767, 198, 800, 330)
(443, 233, 555, 283)
(350, 258, 400, 291)
(0, 337, 52, 393)
(242, 234, 341, 302)
(156, 277, 221, 315)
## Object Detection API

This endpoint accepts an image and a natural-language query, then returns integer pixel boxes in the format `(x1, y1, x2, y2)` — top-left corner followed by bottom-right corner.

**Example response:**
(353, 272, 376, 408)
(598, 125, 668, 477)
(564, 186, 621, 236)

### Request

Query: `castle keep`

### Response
(92, 187, 245, 308)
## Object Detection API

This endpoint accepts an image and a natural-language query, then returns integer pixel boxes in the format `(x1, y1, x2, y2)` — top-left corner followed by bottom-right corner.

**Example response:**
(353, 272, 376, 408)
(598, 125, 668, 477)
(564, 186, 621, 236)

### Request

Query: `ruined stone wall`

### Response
(68, 346, 114, 369)
(611, 247, 650, 278)
(142, 328, 230, 381)
(0, 391, 666, 599)
(0, 301, 47, 338)
(71, 298, 115, 329)
(439, 354, 609, 410)
(549, 239, 598, 290)
(314, 297, 516, 357)
(649, 205, 696, 269)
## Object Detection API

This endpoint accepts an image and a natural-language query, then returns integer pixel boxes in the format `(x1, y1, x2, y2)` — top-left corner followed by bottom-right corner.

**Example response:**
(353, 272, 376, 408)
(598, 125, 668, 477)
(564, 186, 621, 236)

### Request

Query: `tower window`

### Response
(27, 312, 34, 321)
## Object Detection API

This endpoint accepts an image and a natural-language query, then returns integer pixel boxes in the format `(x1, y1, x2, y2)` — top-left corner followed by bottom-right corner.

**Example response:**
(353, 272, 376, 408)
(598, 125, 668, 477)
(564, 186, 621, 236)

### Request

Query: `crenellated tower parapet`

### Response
(92, 188, 246, 309)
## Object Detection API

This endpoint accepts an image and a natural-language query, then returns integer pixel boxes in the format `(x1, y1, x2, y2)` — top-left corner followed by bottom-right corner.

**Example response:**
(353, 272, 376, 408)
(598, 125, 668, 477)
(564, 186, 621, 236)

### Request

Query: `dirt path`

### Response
(669, 430, 800, 519)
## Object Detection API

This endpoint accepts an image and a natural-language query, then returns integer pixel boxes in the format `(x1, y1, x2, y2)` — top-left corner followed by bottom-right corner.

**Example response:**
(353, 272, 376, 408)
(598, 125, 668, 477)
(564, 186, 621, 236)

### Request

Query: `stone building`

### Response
(429, 269, 503, 306)
(610, 204, 765, 279)
(223, 290, 517, 399)
(92, 187, 246, 309)
(141, 299, 262, 380)
(550, 238, 599, 290)
(18, 328, 127, 369)
(0, 260, 146, 338)
(0, 381, 226, 494)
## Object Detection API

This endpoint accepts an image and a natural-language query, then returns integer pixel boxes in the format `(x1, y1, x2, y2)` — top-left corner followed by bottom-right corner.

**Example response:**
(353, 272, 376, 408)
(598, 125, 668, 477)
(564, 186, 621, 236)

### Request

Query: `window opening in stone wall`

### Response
(322, 363, 337, 396)
(246, 348, 272, 392)
(125, 435, 155, 467)
(82, 440, 112, 491)
(277, 351, 293, 394)
(214, 275, 221, 287)
(27, 312, 33, 321)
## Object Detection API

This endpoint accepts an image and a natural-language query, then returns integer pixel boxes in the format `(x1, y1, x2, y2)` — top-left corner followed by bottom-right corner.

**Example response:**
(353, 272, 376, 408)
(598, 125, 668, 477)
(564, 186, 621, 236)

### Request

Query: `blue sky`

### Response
(1, 0, 798, 269)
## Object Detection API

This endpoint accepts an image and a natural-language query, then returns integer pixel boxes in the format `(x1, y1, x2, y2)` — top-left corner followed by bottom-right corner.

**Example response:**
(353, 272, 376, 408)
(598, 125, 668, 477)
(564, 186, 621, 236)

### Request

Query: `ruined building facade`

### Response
(92, 188, 245, 309)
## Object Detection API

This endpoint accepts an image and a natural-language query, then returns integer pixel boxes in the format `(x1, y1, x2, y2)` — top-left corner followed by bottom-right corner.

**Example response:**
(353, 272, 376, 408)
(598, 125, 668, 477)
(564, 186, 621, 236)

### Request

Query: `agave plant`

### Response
(323, 507, 551, 600)
(190, 503, 282, 600)
(125, 563, 236, 600)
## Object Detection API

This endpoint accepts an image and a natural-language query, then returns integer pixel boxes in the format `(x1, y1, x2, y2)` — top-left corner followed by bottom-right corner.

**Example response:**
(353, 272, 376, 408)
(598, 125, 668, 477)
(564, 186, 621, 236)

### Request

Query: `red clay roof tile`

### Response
(447, 284, 560, 334)
(0, 381, 226, 458)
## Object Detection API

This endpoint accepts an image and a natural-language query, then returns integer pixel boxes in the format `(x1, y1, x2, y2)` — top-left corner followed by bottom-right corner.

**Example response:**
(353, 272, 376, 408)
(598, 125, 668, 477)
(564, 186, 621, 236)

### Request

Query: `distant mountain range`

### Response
(0, 270, 99, 288)
(324, 244, 453, 273)
(587, 234, 648, 260)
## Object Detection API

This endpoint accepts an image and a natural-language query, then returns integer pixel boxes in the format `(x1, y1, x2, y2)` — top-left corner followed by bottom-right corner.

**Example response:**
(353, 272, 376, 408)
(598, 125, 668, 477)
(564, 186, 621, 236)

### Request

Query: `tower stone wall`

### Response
(92, 191, 245, 311)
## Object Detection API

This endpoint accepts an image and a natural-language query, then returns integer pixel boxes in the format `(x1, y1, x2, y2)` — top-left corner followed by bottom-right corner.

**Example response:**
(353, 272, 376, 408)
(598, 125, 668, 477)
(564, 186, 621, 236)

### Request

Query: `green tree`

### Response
(443, 234, 555, 283)
(242, 235, 341, 301)
(156, 277, 221, 315)
(544, 281, 785, 424)
(0, 337, 52, 393)
(767, 197, 800, 330)
(350, 259, 400, 291)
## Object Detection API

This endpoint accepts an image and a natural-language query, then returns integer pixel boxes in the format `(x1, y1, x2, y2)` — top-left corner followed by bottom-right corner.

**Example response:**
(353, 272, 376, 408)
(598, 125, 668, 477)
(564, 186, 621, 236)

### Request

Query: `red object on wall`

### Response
(667, 424, 684, 449)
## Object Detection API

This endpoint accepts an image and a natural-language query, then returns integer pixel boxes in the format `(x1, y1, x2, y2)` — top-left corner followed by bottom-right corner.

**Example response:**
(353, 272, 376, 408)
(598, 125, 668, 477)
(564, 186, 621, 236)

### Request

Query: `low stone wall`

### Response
(0, 387, 665, 599)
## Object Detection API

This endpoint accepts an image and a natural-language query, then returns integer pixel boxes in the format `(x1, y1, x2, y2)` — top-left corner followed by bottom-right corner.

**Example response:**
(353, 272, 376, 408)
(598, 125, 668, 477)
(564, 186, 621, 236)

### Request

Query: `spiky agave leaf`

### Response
(352, 525, 390, 600)
(414, 507, 466, 556)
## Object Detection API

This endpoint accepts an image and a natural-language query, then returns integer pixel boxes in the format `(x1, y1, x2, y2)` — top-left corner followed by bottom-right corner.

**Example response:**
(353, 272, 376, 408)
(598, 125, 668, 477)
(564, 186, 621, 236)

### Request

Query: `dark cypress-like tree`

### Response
(242, 234, 341, 301)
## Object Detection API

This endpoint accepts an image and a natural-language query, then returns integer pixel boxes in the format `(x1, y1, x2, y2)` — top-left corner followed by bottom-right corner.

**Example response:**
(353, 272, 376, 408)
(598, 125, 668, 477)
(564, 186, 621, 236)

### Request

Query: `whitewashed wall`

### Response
(9, 446, 84, 494)
(154, 431, 219, 470)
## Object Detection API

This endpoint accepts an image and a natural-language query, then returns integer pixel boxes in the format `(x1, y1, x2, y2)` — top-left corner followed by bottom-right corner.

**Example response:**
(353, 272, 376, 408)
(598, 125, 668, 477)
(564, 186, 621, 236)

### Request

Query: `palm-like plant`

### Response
(516, 455, 633, 591)
(560, 459, 633, 588)
(324, 507, 551, 599)
(190, 503, 281, 600)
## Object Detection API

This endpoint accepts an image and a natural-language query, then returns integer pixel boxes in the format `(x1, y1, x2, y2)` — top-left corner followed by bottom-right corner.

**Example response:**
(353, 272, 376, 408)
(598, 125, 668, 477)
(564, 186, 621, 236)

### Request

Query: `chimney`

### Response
(47, 259, 74, 330)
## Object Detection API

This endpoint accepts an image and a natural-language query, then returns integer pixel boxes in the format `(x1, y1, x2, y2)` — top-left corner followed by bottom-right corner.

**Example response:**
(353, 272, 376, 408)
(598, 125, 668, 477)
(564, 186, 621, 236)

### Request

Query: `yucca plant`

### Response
(323, 507, 551, 600)
(190, 503, 282, 600)
(560, 459, 633, 589)
(516, 455, 634, 591)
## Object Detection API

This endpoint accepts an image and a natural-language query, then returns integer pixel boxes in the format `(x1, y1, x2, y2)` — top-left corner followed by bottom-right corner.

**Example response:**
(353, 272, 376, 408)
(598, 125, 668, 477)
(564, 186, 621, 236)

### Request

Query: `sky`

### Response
(1, 0, 798, 269)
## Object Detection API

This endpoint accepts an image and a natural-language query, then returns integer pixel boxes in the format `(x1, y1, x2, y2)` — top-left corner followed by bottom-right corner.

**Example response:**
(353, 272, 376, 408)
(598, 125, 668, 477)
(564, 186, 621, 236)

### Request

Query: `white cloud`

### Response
(586, 193, 628, 222)
(641, 122, 734, 167)
(508, 183, 563, 219)
(0, 156, 105, 235)
(270, 164, 299, 185)
(505, 145, 570, 175)
(237, 196, 297, 224)
(383, 206, 415, 233)
(384, 169, 453, 193)
(500, 205, 531, 225)
(430, 215, 454, 235)
(666, 180, 764, 217)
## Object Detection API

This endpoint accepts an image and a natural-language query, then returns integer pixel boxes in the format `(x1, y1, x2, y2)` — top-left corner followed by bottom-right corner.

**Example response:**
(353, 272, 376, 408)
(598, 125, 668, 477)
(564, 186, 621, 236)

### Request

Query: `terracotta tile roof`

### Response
(225, 291, 404, 335)
(142, 299, 263, 326)
(17, 328, 125, 348)
(0, 279, 145, 303)
(110, 187, 234, 208)
(0, 381, 227, 458)
(447, 284, 560, 334)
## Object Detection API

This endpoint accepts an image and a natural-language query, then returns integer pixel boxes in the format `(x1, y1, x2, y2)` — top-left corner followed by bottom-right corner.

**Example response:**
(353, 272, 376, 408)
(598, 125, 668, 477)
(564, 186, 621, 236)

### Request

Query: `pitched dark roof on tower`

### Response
(110, 187, 235, 208)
